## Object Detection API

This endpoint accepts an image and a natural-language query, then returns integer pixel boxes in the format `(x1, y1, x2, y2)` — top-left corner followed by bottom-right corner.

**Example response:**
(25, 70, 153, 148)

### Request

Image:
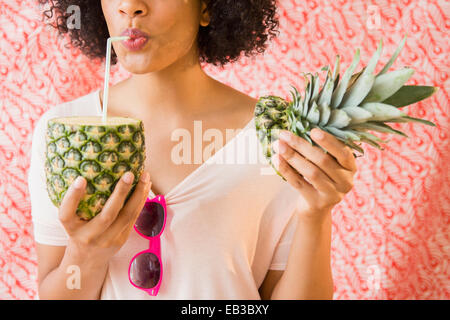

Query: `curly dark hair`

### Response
(37, 0, 280, 67)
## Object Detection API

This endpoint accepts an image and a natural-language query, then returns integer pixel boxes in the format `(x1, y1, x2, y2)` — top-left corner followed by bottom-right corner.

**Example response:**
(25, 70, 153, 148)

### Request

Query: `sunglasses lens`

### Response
(130, 252, 161, 289)
(135, 202, 165, 237)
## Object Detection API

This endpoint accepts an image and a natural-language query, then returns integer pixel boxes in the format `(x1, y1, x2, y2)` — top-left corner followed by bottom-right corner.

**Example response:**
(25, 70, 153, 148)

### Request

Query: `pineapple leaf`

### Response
(289, 92, 298, 111)
(360, 102, 406, 121)
(334, 73, 340, 90)
(381, 85, 438, 108)
(348, 129, 389, 143)
(347, 69, 365, 89)
(380, 118, 410, 123)
(327, 109, 352, 128)
(318, 68, 335, 110)
(365, 39, 383, 75)
(331, 48, 360, 108)
(325, 127, 364, 154)
(310, 73, 320, 103)
(301, 132, 313, 144)
(349, 122, 408, 137)
(289, 85, 303, 114)
(363, 67, 415, 103)
(306, 101, 321, 125)
(287, 111, 297, 132)
(341, 106, 373, 124)
(302, 118, 310, 131)
(296, 119, 305, 132)
(332, 55, 340, 82)
(340, 74, 376, 108)
(318, 102, 331, 126)
(345, 140, 365, 155)
(359, 137, 384, 150)
(388, 116, 436, 126)
(326, 126, 360, 141)
(378, 35, 407, 75)
(302, 75, 313, 117)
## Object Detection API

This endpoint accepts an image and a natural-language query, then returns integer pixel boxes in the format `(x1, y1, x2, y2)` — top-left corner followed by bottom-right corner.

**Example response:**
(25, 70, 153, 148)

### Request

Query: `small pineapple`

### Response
(254, 37, 437, 179)
(45, 116, 146, 220)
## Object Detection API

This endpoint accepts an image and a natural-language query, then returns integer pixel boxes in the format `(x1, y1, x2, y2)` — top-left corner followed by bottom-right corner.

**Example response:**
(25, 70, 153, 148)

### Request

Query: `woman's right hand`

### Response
(58, 171, 152, 263)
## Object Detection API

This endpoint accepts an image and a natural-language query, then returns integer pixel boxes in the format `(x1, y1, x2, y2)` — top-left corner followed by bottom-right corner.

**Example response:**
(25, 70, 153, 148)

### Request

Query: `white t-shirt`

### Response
(28, 89, 301, 299)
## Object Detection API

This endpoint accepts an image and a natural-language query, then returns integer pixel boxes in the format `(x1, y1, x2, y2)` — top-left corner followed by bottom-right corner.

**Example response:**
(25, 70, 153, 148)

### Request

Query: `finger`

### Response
(102, 171, 152, 242)
(115, 189, 149, 244)
(273, 140, 335, 193)
(310, 128, 357, 172)
(86, 171, 136, 234)
(58, 176, 88, 234)
(279, 130, 354, 192)
(271, 153, 314, 197)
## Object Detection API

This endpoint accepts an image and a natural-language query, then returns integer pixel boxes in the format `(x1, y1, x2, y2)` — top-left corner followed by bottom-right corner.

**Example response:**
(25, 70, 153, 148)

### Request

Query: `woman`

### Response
(29, 0, 356, 299)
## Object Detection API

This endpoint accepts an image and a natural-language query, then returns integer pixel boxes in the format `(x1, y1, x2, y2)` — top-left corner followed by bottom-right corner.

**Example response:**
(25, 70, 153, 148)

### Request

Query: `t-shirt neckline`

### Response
(92, 88, 255, 202)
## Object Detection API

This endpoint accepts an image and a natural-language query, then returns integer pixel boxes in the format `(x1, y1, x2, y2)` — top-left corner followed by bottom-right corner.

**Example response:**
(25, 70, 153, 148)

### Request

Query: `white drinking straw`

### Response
(102, 36, 130, 124)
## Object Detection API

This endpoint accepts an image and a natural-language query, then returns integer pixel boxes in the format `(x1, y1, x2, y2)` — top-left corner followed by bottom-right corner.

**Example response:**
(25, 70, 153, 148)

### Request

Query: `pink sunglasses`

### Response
(128, 195, 167, 296)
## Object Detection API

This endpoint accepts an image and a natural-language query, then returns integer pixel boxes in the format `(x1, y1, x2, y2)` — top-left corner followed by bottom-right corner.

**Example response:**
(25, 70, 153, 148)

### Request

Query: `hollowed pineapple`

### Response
(45, 116, 146, 220)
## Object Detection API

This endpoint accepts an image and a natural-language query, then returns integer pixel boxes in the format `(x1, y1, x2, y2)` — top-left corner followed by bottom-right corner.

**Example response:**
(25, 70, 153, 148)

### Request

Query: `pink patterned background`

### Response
(0, 0, 448, 299)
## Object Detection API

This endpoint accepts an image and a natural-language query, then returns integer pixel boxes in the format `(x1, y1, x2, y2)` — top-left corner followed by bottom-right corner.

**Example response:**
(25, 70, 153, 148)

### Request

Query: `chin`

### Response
(120, 56, 165, 74)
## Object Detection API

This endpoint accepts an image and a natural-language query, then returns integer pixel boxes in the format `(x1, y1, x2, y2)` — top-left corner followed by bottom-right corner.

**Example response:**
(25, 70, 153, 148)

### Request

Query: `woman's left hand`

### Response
(271, 128, 357, 222)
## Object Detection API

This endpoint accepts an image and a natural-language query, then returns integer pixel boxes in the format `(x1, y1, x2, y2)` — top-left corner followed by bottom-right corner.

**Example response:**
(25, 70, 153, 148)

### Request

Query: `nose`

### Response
(118, 0, 148, 18)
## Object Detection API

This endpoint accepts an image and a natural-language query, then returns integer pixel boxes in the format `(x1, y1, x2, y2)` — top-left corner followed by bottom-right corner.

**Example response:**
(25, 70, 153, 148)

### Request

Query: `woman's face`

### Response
(100, 0, 209, 74)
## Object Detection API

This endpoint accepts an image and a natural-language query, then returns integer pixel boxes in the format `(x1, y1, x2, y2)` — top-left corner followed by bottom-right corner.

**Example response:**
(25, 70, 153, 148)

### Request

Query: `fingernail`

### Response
(279, 130, 291, 142)
(140, 171, 150, 184)
(123, 172, 134, 184)
(74, 176, 85, 189)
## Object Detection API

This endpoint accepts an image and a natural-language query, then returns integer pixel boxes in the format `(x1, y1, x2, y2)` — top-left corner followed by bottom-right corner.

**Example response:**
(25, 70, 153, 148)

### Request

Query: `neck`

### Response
(127, 56, 218, 116)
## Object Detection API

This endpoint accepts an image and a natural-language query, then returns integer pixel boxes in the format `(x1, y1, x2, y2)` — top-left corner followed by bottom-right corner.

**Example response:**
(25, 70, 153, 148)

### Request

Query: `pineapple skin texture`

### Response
(254, 95, 290, 180)
(44, 118, 146, 220)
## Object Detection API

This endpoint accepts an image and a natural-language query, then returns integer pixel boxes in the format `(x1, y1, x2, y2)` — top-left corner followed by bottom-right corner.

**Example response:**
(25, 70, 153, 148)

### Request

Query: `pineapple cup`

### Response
(45, 116, 146, 220)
